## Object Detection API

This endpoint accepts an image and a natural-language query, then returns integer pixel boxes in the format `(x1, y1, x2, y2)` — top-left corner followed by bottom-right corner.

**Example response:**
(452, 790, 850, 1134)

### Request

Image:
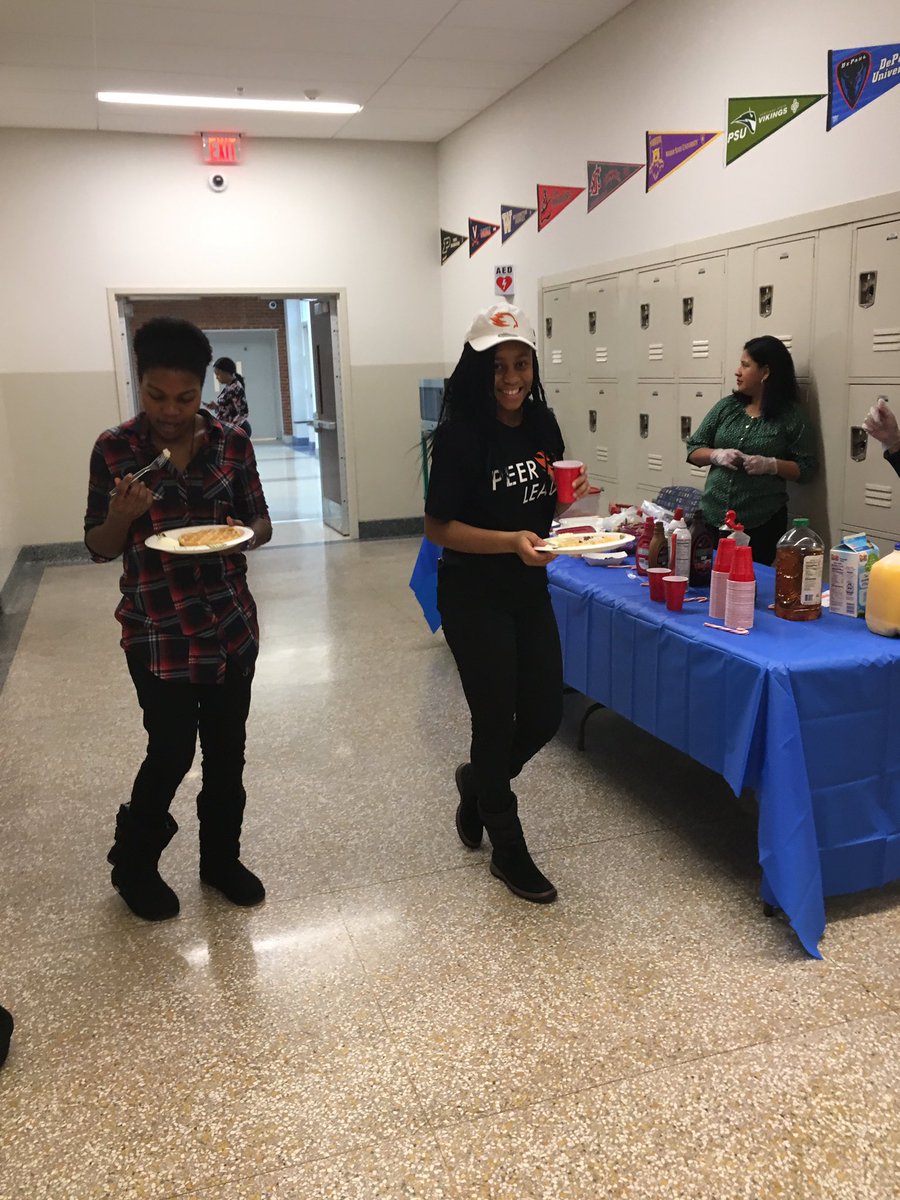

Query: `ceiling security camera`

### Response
(208, 172, 228, 193)
(268, 300, 278, 310)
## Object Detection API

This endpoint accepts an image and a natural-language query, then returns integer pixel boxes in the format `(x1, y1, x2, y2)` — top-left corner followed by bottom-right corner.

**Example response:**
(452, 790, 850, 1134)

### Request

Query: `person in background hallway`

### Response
(212, 356, 251, 436)
(84, 318, 272, 922)
(0, 1005, 12, 1068)
(424, 304, 589, 904)
(685, 335, 818, 565)
(863, 396, 900, 476)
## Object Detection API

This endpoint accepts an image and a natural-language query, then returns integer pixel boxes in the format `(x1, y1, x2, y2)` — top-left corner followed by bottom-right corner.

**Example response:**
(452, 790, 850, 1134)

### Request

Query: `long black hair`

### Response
(433, 341, 555, 442)
(214, 356, 246, 389)
(741, 335, 799, 419)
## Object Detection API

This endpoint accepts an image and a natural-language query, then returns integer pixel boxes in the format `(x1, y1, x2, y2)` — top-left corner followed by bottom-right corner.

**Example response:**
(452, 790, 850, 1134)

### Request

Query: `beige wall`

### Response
(0, 378, 19, 591)
(0, 128, 442, 580)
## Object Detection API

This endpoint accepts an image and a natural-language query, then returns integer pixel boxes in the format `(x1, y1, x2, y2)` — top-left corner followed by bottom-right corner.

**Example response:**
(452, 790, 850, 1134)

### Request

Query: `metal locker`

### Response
(750, 237, 815, 377)
(540, 286, 573, 382)
(585, 383, 620, 483)
(634, 382, 675, 489)
(545, 382, 579, 460)
(636, 266, 676, 379)
(675, 256, 726, 379)
(582, 276, 620, 380)
(673, 382, 722, 487)
(842, 383, 900, 535)
(849, 219, 900, 378)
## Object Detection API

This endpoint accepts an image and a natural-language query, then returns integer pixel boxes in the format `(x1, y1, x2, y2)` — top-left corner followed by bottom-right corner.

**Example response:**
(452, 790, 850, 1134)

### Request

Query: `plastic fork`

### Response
(108, 449, 170, 497)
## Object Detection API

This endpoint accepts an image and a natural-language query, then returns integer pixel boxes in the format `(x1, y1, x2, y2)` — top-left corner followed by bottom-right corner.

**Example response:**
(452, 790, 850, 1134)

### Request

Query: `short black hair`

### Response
(133, 317, 213, 382)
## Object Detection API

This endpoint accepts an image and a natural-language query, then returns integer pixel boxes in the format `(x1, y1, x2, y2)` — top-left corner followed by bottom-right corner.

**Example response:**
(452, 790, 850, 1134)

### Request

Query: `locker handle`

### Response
(588, 310, 597, 335)
(850, 426, 868, 462)
(639, 413, 649, 439)
(545, 316, 553, 338)
(759, 285, 773, 318)
(858, 271, 877, 309)
(682, 296, 694, 325)
(589, 409, 597, 433)
(680, 416, 692, 442)
(640, 303, 650, 330)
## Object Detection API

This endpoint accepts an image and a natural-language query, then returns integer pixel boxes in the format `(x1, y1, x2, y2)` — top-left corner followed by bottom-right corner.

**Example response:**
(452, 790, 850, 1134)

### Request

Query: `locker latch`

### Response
(850, 426, 868, 462)
(589, 409, 597, 433)
(588, 310, 597, 335)
(858, 271, 877, 309)
(640, 303, 650, 330)
(681, 416, 692, 442)
(639, 413, 649, 439)
(759, 285, 773, 318)
(545, 317, 553, 338)
(682, 297, 694, 326)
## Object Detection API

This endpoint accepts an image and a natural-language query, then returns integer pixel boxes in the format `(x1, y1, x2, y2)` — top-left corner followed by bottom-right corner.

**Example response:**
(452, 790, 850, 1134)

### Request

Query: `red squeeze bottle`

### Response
(709, 535, 735, 620)
(635, 516, 654, 576)
(724, 544, 756, 630)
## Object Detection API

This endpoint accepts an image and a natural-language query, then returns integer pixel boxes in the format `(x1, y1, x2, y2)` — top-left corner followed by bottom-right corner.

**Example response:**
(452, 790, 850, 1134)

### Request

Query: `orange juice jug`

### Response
(865, 544, 900, 637)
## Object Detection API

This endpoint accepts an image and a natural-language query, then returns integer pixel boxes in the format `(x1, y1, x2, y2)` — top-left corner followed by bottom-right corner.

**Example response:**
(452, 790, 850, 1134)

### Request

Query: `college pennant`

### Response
(726, 95, 824, 164)
(586, 161, 643, 212)
(536, 184, 585, 231)
(645, 131, 721, 191)
(827, 42, 900, 130)
(500, 204, 536, 243)
(468, 217, 500, 256)
(440, 229, 466, 265)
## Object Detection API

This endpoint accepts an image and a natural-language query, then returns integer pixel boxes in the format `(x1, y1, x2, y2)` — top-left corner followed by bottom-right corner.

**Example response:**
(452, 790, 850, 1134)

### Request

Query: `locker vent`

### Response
(594, 347, 609, 363)
(550, 350, 564, 365)
(596, 446, 609, 463)
(777, 335, 793, 351)
(647, 453, 663, 472)
(864, 484, 893, 508)
(689, 465, 708, 479)
(691, 339, 710, 359)
(648, 343, 664, 361)
(873, 328, 900, 353)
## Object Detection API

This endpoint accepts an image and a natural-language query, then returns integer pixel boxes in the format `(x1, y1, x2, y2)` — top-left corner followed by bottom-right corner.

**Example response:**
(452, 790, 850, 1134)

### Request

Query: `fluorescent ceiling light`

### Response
(97, 91, 361, 115)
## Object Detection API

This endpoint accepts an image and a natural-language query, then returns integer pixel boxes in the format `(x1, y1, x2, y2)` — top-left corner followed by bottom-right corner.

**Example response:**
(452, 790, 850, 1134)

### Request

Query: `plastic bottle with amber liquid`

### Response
(774, 518, 824, 621)
(647, 519, 669, 570)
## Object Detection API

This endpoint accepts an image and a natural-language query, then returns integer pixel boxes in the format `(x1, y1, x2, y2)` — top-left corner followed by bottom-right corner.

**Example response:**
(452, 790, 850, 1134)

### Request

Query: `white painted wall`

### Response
(437, 0, 900, 356)
(0, 128, 441, 559)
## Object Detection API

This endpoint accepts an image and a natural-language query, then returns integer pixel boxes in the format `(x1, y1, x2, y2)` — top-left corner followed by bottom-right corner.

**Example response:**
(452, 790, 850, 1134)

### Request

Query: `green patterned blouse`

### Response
(685, 394, 817, 530)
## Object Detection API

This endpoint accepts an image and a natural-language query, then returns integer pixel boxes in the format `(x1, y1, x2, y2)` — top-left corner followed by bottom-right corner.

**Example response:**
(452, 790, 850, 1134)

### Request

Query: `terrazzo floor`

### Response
(0, 538, 898, 1199)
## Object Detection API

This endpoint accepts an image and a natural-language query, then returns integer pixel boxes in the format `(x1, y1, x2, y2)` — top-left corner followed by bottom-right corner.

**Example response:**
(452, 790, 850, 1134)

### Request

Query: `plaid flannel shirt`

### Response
(84, 413, 269, 685)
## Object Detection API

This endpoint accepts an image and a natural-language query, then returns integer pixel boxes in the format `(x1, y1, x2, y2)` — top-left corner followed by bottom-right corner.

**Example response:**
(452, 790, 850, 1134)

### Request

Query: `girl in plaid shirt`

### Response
(85, 318, 272, 921)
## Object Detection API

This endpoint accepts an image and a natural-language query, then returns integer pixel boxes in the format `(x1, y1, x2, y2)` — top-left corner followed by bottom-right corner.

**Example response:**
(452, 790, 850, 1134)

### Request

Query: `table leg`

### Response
(577, 702, 605, 751)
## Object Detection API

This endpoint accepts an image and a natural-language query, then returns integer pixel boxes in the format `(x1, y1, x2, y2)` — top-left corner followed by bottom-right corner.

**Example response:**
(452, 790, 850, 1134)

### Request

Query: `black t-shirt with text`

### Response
(425, 413, 565, 581)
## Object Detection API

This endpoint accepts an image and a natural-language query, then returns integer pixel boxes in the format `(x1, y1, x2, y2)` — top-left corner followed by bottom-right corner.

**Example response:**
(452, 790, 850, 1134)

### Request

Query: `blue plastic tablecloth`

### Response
(548, 557, 900, 957)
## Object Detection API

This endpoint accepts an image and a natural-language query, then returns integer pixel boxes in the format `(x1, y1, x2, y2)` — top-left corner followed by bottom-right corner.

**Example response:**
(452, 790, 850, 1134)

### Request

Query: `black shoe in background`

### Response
(454, 763, 483, 848)
(0, 1006, 13, 1068)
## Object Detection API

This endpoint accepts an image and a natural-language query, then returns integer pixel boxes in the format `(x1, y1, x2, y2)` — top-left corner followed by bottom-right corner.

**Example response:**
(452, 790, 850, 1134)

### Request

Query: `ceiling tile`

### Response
(388, 57, 537, 90)
(334, 106, 478, 141)
(412, 25, 579, 63)
(443, 0, 631, 34)
(366, 84, 507, 111)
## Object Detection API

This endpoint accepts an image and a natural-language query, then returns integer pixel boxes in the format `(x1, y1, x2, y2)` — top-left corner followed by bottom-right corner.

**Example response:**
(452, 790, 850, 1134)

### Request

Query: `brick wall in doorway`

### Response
(128, 297, 293, 435)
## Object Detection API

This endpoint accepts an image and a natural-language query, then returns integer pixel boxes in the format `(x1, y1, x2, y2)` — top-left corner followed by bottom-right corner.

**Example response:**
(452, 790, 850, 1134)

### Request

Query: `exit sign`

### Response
(201, 133, 241, 164)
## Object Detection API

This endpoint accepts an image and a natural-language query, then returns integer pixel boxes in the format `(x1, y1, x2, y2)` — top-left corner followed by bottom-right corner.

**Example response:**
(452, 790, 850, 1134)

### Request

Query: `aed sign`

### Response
(201, 133, 242, 164)
(494, 264, 515, 297)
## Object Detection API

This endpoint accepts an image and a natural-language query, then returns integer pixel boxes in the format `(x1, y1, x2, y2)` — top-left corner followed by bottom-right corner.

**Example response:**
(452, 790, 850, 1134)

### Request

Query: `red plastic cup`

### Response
(553, 460, 583, 504)
(663, 575, 688, 611)
(647, 567, 668, 601)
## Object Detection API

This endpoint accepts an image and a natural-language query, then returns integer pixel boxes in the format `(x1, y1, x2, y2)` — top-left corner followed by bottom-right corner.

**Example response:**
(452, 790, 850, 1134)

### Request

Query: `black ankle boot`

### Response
(200, 859, 265, 906)
(197, 788, 265, 907)
(0, 1005, 13, 1069)
(481, 805, 557, 904)
(454, 763, 483, 849)
(107, 806, 180, 921)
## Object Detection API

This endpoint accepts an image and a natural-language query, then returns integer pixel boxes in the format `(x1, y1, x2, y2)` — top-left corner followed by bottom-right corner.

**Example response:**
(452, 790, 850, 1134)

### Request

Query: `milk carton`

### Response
(829, 533, 880, 618)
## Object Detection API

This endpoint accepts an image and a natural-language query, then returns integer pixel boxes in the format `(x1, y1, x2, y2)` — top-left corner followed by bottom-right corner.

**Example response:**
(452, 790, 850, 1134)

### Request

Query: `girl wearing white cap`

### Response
(425, 304, 588, 903)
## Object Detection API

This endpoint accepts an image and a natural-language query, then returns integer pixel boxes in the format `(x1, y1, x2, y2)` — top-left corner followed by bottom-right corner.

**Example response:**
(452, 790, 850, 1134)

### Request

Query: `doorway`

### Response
(111, 290, 355, 544)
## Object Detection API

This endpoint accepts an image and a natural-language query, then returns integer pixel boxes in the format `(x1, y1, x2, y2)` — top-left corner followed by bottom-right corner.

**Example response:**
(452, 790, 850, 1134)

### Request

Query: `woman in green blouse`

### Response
(686, 335, 817, 564)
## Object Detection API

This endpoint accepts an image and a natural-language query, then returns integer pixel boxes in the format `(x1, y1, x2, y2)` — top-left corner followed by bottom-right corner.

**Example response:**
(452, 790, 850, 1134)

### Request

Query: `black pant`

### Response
(126, 655, 254, 823)
(438, 564, 563, 814)
(713, 507, 787, 567)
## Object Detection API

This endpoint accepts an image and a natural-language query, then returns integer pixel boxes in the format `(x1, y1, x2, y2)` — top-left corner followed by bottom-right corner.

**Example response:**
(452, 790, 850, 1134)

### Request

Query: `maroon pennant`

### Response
(586, 161, 643, 213)
(537, 184, 585, 231)
(468, 217, 500, 256)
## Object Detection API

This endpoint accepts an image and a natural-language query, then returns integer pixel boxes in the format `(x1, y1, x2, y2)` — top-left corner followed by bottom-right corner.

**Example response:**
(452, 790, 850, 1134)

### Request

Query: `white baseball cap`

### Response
(465, 304, 537, 353)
